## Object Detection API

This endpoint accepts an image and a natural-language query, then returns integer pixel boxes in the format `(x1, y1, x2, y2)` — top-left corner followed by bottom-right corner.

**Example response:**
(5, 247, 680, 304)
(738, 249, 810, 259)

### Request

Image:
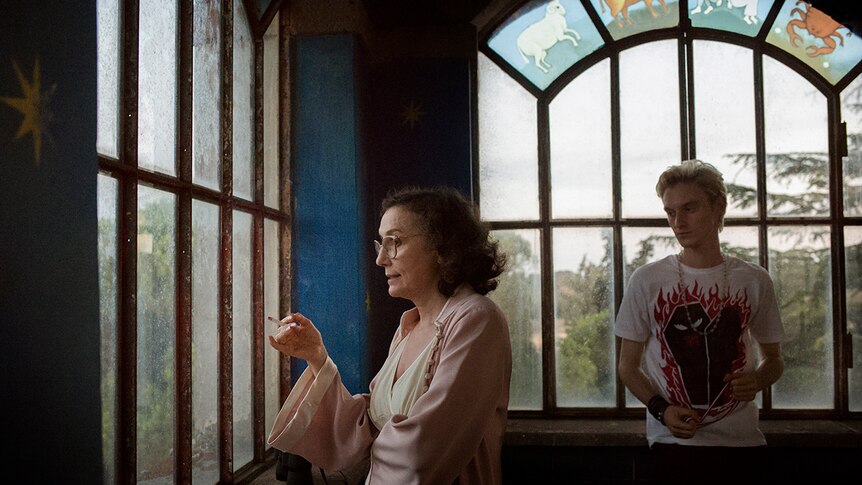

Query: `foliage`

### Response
(490, 231, 542, 409)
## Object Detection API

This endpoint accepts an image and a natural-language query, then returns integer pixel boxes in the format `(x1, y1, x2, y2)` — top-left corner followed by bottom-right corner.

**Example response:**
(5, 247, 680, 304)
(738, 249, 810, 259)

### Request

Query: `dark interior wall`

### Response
(289, 0, 479, 379)
(362, 56, 474, 372)
(0, 1, 102, 483)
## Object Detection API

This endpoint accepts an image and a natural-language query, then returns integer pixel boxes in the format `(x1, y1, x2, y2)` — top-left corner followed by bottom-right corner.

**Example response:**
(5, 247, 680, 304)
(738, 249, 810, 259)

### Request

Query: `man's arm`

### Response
(618, 337, 699, 438)
(726, 342, 783, 401)
(617, 338, 657, 404)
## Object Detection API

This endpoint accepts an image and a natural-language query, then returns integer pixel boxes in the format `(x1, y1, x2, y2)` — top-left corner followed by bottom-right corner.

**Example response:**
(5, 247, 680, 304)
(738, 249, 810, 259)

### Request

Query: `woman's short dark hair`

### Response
(381, 185, 507, 297)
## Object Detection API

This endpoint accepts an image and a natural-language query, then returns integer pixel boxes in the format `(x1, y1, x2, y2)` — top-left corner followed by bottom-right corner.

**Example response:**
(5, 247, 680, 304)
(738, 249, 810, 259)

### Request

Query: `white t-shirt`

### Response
(615, 254, 786, 447)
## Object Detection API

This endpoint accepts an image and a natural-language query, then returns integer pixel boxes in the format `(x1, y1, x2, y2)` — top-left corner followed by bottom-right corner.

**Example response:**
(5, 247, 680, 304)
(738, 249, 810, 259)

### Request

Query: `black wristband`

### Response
(647, 395, 671, 424)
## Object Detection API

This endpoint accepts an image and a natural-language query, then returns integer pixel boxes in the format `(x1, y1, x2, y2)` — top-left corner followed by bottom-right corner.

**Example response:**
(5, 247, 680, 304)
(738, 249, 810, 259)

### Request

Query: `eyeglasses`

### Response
(373, 234, 424, 259)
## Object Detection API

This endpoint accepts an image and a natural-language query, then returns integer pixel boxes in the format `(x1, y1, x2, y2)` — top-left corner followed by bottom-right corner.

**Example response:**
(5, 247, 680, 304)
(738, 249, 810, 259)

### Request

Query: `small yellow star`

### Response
(401, 100, 425, 130)
(1, 58, 56, 165)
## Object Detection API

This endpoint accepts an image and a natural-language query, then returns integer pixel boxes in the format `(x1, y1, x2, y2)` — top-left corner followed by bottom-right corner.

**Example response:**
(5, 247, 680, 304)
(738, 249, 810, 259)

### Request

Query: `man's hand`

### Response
(663, 405, 699, 439)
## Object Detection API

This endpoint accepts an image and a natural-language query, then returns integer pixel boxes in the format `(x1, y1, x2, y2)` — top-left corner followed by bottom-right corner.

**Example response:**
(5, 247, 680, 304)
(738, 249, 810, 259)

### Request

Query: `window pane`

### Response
(550, 59, 612, 219)
(719, 226, 760, 265)
(769, 226, 833, 409)
(232, 210, 253, 470)
(264, 218, 281, 435)
(845, 227, 862, 411)
(138, 0, 178, 176)
(843, 74, 862, 216)
(193, 0, 222, 191)
(489, 229, 542, 410)
(478, 53, 539, 221)
(621, 226, 677, 407)
(97, 174, 118, 484)
(192, 200, 219, 483)
(622, 226, 678, 286)
(264, 14, 280, 209)
(233, 0, 254, 200)
(763, 56, 829, 217)
(97, 0, 120, 158)
(553, 227, 615, 407)
(620, 40, 681, 218)
(693, 40, 757, 218)
(137, 185, 176, 484)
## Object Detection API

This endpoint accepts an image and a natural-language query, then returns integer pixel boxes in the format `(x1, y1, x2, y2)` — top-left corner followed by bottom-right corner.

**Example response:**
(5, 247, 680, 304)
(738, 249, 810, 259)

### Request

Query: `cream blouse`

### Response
(368, 299, 449, 431)
(368, 332, 437, 430)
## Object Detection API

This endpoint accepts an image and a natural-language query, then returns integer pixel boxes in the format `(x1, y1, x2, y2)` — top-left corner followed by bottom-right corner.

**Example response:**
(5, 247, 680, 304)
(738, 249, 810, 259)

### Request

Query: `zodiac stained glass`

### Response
(588, 0, 680, 41)
(766, 0, 862, 85)
(487, 0, 603, 91)
(689, 0, 776, 37)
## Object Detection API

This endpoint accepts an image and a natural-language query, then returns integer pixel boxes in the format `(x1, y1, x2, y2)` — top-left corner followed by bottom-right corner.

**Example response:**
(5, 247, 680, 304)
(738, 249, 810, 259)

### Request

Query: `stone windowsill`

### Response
(504, 418, 862, 448)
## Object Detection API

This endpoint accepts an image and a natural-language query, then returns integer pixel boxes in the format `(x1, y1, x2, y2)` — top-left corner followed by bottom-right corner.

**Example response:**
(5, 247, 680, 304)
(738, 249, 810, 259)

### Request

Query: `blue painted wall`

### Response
(0, 1, 102, 482)
(292, 35, 369, 393)
(292, 39, 474, 390)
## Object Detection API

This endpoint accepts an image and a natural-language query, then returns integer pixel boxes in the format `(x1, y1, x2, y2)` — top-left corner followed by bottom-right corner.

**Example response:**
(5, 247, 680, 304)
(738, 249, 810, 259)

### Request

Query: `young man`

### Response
(615, 160, 785, 484)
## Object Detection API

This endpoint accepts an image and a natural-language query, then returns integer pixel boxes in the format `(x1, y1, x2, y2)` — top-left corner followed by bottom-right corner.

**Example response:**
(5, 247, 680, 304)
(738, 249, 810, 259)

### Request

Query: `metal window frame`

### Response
(98, 0, 291, 482)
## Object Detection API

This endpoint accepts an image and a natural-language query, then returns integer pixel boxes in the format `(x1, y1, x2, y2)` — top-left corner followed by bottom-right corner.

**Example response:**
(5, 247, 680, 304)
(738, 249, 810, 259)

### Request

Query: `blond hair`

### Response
(656, 159, 727, 230)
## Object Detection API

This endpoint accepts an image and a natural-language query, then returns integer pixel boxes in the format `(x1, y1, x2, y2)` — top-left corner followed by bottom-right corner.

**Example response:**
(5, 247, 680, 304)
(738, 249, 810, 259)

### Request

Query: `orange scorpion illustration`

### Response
(786, 0, 847, 57)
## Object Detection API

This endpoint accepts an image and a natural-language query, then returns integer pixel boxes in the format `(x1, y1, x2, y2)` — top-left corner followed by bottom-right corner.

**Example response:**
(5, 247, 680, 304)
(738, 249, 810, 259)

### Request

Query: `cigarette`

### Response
(267, 316, 299, 328)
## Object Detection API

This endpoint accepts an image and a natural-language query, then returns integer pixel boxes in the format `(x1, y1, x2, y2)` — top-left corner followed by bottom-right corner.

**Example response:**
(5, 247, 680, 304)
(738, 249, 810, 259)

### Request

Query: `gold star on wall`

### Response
(1, 58, 56, 165)
(401, 100, 425, 130)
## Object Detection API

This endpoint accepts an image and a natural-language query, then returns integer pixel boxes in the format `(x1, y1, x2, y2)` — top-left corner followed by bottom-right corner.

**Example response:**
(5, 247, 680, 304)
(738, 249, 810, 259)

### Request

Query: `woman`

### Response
(267, 186, 512, 484)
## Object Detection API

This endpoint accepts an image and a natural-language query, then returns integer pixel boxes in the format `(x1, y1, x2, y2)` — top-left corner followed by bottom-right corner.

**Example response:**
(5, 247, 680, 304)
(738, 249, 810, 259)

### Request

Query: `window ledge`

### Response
(505, 418, 862, 448)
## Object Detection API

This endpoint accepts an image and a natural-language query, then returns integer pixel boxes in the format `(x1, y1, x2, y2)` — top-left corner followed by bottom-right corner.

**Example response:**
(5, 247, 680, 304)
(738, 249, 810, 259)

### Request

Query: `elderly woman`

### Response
(267, 186, 512, 484)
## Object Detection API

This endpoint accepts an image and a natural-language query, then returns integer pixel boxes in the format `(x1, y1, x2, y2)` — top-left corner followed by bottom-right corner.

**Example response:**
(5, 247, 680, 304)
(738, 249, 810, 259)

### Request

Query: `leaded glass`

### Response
(766, 0, 862, 85)
(588, 0, 679, 41)
(689, 0, 775, 37)
(487, 0, 603, 90)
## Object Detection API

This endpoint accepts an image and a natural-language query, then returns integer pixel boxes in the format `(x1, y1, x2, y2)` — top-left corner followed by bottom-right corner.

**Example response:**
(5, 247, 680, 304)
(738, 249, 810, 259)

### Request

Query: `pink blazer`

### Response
(267, 284, 512, 484)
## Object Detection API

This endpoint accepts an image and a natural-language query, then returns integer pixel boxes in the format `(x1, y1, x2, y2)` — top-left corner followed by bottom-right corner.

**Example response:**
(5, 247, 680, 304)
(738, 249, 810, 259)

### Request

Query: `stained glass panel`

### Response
(766, 0, 862, 84)
(689, 0, 775, 37)
(588, 0, 679, 41)
(487, 0, 603, 90)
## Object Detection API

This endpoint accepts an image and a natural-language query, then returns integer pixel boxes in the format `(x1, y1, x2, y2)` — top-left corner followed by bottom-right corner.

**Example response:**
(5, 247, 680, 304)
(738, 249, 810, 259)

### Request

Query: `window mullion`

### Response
(537, 99, 556, 413)
(218, 0, 234, 481)
(828, 92, 849, 414)
(610, 51, 626, 411)
(175, 0, 194, 482)
(118, 0, 141, 483)
(252, 31, 266, 460)
(680, 34, 694, 160)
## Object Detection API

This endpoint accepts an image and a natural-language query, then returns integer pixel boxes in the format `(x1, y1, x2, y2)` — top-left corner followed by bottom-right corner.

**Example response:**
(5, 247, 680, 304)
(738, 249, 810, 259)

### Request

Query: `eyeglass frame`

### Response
(373, 234, 425, 259)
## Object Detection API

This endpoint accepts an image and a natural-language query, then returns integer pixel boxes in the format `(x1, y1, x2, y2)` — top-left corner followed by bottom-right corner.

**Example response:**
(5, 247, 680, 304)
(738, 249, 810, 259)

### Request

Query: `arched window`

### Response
(478, 0, 862, 417)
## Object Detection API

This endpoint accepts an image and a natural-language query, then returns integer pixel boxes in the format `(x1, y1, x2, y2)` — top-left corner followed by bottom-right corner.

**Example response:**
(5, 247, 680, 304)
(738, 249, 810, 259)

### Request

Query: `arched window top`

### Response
(484, 0, 862, 91)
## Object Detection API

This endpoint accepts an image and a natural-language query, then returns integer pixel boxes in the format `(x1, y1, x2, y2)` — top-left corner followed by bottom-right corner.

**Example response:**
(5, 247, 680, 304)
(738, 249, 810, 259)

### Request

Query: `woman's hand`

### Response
(268, 312, 328, 374)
